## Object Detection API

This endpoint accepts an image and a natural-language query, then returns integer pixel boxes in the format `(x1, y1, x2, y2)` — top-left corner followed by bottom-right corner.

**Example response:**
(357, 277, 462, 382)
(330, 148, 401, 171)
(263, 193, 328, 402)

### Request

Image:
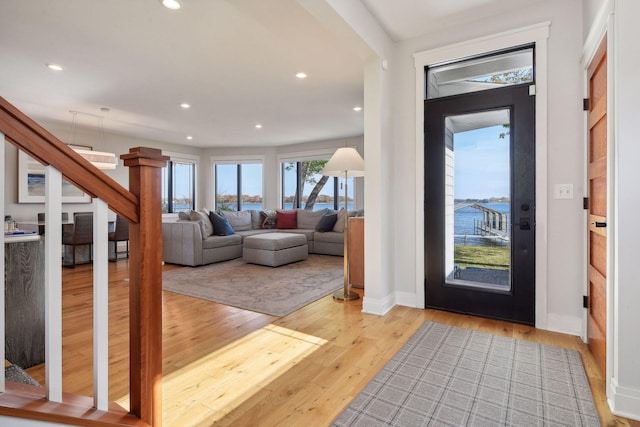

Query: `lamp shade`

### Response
(321, 147, 365, 177)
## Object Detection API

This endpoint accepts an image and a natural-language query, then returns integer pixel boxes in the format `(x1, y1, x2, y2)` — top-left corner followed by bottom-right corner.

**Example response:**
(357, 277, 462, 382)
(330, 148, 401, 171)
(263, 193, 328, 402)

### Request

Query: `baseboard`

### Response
(394, 291, 418, 308)
(609, 379, 640, 421)
(362, 292, 395, 316)
(544, 313, 582, 337)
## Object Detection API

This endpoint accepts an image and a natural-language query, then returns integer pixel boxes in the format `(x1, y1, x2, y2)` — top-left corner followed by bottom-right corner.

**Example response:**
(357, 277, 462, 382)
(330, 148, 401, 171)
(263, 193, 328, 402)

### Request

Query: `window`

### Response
(281, 159, 353, 211)
(426, 46, 534, 100)
(213, 160, 263, 211)
(161, 156, 197, 214)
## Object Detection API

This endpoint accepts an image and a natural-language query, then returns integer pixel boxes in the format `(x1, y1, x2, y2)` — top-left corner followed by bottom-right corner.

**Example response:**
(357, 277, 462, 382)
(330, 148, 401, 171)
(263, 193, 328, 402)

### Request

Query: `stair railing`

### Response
(0, 97, 167, 427)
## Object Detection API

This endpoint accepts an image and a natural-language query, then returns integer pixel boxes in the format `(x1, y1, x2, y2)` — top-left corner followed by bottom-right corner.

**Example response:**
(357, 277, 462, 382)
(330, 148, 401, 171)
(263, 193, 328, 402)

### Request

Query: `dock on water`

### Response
(454, 203, 509, 240)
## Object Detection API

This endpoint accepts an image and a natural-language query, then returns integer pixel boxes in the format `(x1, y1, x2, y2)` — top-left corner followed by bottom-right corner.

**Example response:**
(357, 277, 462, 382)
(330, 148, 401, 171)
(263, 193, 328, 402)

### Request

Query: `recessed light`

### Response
(295, 72, 307, 79)
(255, 124, 263, 129)
(46, 63, 63, 71)
(180, 103, 191, 109)
(161, 0, 182, 10)
(186, 135, 193, 140)
(353, 106, 363, 112)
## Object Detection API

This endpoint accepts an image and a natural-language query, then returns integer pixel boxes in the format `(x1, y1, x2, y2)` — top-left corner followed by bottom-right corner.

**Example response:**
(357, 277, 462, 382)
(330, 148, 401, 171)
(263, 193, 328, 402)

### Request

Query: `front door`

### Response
(586, 36, 607, 376)
(424, 83, 536, 325)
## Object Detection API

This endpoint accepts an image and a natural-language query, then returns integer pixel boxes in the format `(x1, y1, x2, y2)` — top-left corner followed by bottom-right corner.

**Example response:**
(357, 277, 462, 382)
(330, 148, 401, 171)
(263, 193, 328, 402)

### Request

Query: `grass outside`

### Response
(454, 245, 510, 270)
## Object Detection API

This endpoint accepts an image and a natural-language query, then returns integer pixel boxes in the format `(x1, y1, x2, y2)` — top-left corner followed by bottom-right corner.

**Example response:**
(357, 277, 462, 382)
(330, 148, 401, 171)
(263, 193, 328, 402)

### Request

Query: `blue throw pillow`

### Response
(209, 211, 235, 236)
(316, 213, 338, 232)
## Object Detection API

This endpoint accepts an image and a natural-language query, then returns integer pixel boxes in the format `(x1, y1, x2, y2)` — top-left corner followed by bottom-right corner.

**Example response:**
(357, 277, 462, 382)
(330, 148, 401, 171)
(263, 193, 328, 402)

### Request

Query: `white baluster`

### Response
(45, 166, 63, 402)
(93, 198, 109, 410)
(0, 133, 5, 393)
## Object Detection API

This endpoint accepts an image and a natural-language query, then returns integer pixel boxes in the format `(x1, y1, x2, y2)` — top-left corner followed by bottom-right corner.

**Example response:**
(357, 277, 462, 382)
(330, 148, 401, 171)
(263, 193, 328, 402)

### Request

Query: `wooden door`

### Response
(587, 36, 607, 376)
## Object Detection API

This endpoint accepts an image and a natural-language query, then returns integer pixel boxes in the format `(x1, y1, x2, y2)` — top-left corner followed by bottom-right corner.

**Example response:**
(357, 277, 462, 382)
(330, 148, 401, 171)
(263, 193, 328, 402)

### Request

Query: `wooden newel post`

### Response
(121, 147, 169, 427)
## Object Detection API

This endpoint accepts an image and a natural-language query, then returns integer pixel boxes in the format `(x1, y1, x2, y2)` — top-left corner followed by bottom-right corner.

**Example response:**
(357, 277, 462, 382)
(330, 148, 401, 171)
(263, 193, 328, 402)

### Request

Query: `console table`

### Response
(4, 235, 45, 368)
(349, 217, 364, 289)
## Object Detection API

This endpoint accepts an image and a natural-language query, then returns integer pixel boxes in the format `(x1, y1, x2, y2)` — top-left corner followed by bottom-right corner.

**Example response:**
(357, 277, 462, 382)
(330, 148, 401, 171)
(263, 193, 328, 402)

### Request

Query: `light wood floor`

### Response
(24, 259, 638, 427)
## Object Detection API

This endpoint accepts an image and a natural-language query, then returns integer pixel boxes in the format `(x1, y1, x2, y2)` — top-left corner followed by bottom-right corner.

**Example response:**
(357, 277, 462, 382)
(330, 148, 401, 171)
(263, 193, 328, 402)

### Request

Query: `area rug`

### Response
(162, 255, 343, 317)
(333, 321, 600, 427)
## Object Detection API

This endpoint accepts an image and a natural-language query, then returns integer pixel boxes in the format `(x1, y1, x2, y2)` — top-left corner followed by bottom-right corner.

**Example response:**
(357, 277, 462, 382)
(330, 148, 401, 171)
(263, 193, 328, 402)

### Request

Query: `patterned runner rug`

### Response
(162, 254, 343, 317)
(333, 321, 600, 426)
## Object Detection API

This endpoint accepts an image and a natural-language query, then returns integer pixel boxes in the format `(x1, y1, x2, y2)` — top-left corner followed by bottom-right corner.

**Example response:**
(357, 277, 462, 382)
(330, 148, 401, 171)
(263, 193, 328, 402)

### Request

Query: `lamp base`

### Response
(332, 290, 360, 301)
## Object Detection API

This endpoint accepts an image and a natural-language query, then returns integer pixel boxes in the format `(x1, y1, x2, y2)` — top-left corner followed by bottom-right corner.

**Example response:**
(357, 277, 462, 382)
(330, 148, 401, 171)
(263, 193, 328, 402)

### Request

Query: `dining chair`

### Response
(108, 215, 130, 261)
(62, 213, 93, 267)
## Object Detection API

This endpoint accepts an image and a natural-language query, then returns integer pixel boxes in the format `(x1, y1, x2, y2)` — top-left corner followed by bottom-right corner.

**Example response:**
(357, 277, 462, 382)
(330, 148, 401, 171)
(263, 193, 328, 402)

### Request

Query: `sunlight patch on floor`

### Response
(158, 324, 327, 426)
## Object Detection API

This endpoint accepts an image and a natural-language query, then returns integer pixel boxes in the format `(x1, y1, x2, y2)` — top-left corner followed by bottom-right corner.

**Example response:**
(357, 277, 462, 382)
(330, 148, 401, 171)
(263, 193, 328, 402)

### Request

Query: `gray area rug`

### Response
(334, 321, 600, 427)
(162, 255, 343, 316)
(5, 365, 40, 386)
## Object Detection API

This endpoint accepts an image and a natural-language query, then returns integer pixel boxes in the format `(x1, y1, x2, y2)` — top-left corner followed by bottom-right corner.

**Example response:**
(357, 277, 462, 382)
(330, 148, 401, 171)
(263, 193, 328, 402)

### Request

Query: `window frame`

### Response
(211, 155, 265, 212)
(161, 151, 199, 217)
(278, 149, 352, 211)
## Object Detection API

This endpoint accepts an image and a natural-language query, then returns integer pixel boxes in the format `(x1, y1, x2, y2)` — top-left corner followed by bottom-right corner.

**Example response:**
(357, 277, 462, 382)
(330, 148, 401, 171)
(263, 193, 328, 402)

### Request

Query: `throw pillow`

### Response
(209, 211, 235, 236)
(220, 210, 252, 231)
(178, 211, 191, 221)
(332, 209, 357, 233)
(276, 210, 297, 229)
(189, 210, 214, 237)
(297, 208, 328, 229)
(260, 210, 277, 229)
(315, 213, 338, 232)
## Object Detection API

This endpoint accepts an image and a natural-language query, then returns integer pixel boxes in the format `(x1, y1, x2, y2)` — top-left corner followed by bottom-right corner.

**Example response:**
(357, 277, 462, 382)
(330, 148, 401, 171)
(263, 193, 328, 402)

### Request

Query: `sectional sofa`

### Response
(162, 208, 356, 267)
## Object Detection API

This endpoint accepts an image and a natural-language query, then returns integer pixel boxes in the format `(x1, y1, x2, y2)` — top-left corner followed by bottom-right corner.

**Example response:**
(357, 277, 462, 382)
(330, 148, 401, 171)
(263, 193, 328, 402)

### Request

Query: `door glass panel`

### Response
(444, 109, 511, 291)
(427, 47, 533, 100)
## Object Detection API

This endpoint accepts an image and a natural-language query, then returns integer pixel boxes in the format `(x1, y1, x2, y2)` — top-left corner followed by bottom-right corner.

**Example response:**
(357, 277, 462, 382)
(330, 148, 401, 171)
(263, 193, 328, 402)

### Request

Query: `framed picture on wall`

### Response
(18, 151, 91, 203)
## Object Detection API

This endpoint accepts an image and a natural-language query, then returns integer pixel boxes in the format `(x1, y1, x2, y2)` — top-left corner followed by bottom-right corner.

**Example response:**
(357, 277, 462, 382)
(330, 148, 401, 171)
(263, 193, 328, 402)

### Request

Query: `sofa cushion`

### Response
(316, 213, 338, 232)
(276, 210, 297, 229)
(202, 234, 242, 249)
(296, 208, 328, 229)
(220, 210, 252, 231)
(209, 211, 235, 236)
(314, 230, 344, 243)
(178, 211, 191, 220)
(250, 210, 263, 229)
(189, 210, 214, 237)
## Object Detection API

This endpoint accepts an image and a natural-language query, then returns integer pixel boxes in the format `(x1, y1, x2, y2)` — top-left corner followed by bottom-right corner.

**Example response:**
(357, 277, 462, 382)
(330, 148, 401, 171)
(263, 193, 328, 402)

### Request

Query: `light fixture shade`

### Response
(321, 147, 365, 177)
(73, 148, 118, 170)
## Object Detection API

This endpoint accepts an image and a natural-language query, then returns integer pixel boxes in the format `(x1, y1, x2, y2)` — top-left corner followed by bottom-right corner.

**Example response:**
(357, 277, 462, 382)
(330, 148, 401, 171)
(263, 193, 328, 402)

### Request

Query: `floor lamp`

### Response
(322, 147, 364, 301)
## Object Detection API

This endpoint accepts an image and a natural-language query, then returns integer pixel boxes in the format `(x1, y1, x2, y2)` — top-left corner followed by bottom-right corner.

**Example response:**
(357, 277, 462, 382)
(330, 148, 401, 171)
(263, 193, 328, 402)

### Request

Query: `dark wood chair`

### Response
(62, 213, 93, 267)
(109, 215, 129, 261)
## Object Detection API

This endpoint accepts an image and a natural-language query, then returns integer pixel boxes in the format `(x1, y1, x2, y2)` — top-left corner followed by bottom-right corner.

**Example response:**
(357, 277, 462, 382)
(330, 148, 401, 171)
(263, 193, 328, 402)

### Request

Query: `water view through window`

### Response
(445, 109, 511, 291)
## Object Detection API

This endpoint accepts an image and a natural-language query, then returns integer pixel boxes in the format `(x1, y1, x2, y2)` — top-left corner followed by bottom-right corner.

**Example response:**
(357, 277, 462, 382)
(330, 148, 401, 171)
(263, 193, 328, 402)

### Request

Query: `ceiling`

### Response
(0, 0, 546, 149)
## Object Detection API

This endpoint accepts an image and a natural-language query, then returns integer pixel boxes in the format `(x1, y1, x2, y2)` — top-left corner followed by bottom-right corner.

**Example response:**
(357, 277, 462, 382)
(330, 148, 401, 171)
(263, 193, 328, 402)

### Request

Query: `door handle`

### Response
(519, 217, 531, 230)
(591, 221, 607, 228)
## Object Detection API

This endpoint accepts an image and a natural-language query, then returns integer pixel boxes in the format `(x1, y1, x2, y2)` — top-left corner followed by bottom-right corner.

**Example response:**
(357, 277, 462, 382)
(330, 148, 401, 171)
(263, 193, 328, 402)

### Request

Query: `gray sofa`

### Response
(162, 208, 349, 267)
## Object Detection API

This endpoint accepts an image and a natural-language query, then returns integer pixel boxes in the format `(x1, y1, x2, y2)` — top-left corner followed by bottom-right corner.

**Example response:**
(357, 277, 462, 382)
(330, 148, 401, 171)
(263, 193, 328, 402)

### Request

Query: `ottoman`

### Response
(243, 233, 308, 267)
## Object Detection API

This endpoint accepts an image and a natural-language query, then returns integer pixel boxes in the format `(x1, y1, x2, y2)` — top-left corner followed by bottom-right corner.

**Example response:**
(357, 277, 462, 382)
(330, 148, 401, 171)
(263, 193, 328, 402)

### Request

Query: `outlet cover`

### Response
(554, 184, 574, 199)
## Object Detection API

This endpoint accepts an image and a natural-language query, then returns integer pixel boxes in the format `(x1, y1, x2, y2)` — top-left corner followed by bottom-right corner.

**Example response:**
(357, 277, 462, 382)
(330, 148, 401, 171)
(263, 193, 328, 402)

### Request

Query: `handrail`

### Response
(0, 97, 168, 426)
(0, 97, 138, 223)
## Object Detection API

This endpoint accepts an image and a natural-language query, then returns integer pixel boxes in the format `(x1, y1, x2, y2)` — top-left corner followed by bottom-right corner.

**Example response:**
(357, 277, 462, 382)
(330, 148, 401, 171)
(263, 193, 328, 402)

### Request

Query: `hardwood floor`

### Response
(24, 260, 639, 427)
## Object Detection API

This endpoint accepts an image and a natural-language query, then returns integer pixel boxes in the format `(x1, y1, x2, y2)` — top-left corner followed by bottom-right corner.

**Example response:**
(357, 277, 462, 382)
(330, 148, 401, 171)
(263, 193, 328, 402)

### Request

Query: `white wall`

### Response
(391, 0, 585, 333)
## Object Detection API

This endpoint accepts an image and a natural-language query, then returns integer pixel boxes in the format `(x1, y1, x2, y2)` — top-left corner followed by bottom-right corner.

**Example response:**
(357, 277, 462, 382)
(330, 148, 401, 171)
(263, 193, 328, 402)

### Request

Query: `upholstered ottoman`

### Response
(243, 233, 308, 267)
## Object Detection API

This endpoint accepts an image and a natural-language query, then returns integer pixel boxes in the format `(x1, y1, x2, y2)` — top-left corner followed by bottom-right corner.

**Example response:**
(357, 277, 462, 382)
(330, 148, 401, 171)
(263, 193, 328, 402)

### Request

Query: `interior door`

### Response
(424, 84, 536, 325)
(586, 36, 607, 376)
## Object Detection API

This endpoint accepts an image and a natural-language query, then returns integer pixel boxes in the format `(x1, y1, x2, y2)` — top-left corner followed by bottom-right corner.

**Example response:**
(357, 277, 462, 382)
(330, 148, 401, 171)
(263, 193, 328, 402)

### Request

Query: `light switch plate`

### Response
(554, 184, 574, 199)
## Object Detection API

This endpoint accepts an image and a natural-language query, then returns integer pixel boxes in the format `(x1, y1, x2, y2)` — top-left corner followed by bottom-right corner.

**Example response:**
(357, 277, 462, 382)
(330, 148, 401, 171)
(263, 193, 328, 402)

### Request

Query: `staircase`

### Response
(0, 97, 167, 426)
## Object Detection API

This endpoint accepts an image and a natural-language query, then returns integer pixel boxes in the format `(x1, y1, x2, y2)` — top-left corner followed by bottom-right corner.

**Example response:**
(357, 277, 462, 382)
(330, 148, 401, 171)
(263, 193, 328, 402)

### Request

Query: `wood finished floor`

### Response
(24, 260, 639, 427)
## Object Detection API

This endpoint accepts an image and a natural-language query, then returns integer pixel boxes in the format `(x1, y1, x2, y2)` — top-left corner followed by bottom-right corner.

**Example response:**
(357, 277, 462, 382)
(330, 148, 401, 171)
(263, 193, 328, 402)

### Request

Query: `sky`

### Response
(453, 124, 510, 200)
